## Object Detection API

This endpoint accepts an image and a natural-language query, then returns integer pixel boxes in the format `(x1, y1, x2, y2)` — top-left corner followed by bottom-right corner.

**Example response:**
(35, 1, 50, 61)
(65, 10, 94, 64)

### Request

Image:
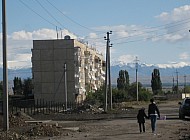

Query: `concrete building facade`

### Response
(32, 37, 105, 103)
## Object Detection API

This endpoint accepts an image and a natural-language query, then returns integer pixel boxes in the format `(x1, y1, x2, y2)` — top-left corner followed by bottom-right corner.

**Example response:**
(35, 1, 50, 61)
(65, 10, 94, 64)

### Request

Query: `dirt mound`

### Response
(0, 113, 68, 140)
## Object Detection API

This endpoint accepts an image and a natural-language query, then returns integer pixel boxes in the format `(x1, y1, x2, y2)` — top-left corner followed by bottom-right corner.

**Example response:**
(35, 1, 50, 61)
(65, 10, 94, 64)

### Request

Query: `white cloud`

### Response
(156, 5, 190, 22)
(89, 24, 151, 47)
(111, 54, 137, 66)
(11, 30, 33, 40)
(3, 26, 190, 69)
(156, 61, 189, 68)
(87, 33, 98, 39)
(179, 52, 189, 60)
(155, 5, 190, 42)
(163, 34, 183, 42)
(1, 28, 78, 69)
(9, 28, 78, 40)
(8, 53, 32, 69)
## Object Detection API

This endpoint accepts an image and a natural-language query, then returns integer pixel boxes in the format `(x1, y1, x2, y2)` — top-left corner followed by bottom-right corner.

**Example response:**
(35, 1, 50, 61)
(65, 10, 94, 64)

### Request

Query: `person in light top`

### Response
(148, 98, 160, 133)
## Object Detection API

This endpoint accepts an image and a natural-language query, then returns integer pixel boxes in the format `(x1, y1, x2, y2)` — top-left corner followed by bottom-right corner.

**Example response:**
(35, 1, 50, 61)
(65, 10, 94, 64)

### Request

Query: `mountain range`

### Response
(1, 63, 190, 87)
(111, 63, 190, 86)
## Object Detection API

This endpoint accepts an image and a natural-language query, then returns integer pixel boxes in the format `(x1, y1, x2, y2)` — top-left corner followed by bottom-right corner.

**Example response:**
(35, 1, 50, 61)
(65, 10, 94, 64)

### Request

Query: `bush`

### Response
(139, 91, 152, 101)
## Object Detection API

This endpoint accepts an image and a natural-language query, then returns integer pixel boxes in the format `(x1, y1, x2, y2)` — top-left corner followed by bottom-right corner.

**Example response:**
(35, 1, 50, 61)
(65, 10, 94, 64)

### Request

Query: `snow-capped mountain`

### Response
(111, 62, 190, 85)
(0, 62, 190, 86)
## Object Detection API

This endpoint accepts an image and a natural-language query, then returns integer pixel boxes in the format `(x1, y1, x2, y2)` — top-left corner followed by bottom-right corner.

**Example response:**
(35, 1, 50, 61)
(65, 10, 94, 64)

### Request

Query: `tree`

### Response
(12, 77, 23, 95)
(86, 85, 104, 105)
(184, 85, 190, 93)
(23, 78, 33, 98)
(117, 70, 129, 90)
(129, 82, 142, 99)
(151, 69, 162, 95)
(112, 88, 129, 103)
(129, 82, 152, 101)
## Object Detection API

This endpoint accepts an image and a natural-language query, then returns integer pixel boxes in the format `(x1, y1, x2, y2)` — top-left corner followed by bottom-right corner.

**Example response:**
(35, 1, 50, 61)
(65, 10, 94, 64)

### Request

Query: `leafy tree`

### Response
(128, 82, 152, 101)
(12, 77, 23, 95)
(23, 78, 33, 97)
(183, 85, 190, 93)
(138, 89, 152, 101)
(129, 82, 142, 99)
(151, 69, 162, 95)
(86, 85, 104, 105)
(112, 88, 129, 103)
(117, 70, 129, 90)
(124, 70, 130, 90)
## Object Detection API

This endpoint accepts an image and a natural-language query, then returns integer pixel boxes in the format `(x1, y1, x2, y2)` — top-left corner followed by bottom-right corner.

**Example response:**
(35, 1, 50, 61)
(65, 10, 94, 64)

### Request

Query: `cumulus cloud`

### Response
(156, 5, 190, 22)
(1, 28, 78, 69)
(111, 54, 137, 66)
(89, 6, 190, 44)
(156, 61, 189, 68)
(9, 28, 77, 40)
(3, 25, 190, 69)
(155, 5, 190, 42)
(88, 24, 152, 47)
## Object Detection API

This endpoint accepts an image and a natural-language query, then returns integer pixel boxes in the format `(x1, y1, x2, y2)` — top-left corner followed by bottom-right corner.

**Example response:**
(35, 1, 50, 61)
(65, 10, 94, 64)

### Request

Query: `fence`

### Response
(0, 99, 82, 115)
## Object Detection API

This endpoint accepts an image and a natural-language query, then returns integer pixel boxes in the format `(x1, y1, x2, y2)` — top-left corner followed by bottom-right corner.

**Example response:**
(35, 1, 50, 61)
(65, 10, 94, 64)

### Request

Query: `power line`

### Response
(112, 18, 190, 41)
(114, 25, 190, 45)
(19, 0, 60, 28)
(19, 0, 105, 44)
(35, 0, 67, 29)
(46, 0, 103, 33)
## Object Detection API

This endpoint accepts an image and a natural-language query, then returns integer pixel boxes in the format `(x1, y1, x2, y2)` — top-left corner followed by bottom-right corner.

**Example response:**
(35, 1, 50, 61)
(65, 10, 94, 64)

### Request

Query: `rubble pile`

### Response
(25, 123, 62, 137)
(0, 131, 29, 140)
(9, 113, 30, 127)
(0, 113, 67, 140)
(73, 104, 104, 114)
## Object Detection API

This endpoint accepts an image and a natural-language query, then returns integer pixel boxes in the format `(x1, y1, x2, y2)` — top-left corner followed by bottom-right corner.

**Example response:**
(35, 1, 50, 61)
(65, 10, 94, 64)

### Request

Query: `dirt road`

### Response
(38, 101, 190, 140)
(0, 100, 189, 140)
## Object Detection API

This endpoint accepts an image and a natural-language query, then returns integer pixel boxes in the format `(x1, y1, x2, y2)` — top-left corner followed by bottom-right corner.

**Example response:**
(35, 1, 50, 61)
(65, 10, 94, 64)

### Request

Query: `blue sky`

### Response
(1, 0, 190, 69)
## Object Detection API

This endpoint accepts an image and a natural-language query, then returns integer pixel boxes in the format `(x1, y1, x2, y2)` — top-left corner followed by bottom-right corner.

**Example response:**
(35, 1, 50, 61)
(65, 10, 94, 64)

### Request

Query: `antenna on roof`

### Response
(56, 26, 58, 39)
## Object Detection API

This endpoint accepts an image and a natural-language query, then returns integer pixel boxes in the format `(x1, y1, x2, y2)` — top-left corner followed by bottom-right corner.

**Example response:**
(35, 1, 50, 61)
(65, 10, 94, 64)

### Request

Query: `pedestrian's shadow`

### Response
(124, 132, 142, 134)
(103, 132, 142, 136)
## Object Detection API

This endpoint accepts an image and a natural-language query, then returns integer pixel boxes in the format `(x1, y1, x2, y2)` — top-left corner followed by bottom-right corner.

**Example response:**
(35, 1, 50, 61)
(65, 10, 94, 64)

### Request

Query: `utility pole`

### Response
(135, 56, 139, 102)
(104, 31, 112, 111)
(176, 69, 179, 94)
(172, 76, 175, 94)
(2, 0, 9, 131)
(184, 75, 186, 98)
(56, 26, 58, 39)
(108, 43, 113, 110)
(64, 63, 67, 110)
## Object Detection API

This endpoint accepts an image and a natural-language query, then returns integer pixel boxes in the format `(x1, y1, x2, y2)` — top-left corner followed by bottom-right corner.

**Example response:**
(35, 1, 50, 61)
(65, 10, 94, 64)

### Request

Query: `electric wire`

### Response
(114, 25, 190, 45)
(19, 0, 60, 28)
(35, 0, 67, 29)
(112, 18, 190, 41)
(18, 0, 106, 45)
(46, 0, 104, 33)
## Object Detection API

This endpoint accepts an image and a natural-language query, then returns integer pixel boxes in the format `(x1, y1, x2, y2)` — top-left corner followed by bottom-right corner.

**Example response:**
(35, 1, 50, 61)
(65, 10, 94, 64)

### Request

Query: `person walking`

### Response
(137, 107, 148, 133)
(148, 98, 160, 133)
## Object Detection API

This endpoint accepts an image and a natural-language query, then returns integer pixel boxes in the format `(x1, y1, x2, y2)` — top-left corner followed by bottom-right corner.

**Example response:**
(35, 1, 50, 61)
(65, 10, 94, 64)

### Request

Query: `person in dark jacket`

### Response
(148, 98, 160, 133)
(137, 107, 148, 133)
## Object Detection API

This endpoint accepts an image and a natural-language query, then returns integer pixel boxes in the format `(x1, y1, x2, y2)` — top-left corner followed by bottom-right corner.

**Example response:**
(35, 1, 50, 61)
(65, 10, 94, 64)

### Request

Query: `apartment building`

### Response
(31, 36, 105, 103)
